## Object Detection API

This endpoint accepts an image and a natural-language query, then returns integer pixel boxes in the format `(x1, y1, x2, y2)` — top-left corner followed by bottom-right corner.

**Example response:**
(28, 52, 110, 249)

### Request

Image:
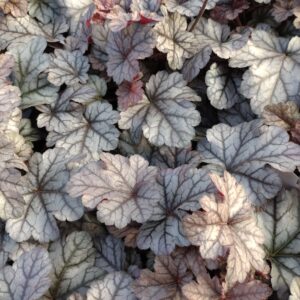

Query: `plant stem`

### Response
(189, 0, 209, 32)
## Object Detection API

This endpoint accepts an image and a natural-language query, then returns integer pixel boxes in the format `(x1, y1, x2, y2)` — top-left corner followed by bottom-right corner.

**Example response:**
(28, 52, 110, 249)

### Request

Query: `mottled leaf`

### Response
(0, 83, 21, 123)
(194, 17, 249, 59)
(55, 0, 95, 34)
(67, 153, 160, 228)
(210, 0, 250, 23)
(183, 276, 271, 300)
(263, 101, 300, 130)
(290, 277, 300, 300)
(0, 0, 28, 17)
(197, 120, 300, 204)
(106, 24, 155, 84)
(116, 74, 144, 111)
(218, 98, 255, 126)
(154, 10, 198, 70)
(151, 146, 201, 169)
(257, 188, 300, 295)
(46, 102, 119, 161)
(181, 45, 212, 82)
(165, 0, 219, 17)
(183, 172, 266, 286)
(6, 148, 84, 242)
(130, 0, 162, 21)
(137, 166, 214, 255)
(119, 71, 201, 147)
(0, 15, 65, 50)
(0, 168, 24, 220)
(0, 248, 52, 300)
(294, 7, 300, 28)
(48, 49, 89, 86)
(28, 0, 57, 23)
(272, 0, 295, 22)
(8, 37, 58, 108)
(36, 84, 98, 131)
(0, 53, 14, 80)
(132, 254, 193, 299)
(94, 235, 125, 272)
(229, 29, 300, 114)
(262, 101, 300, 144)
(107, 225, 139, 248)
(49, 231, 105, 299)
(87, 271, 136, 300)
(205, 63, 244, 110)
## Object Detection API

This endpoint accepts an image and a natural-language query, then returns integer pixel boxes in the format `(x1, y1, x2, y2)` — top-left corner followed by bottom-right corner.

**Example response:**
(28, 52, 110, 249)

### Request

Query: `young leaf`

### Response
(0, 0, 28, 17)
(263, 101, 300, 130)
(130, 0, 162, 22)
(210, 0, 250, 23)
(86, 271, 136, 300)
(67, 153, 160, 228)
(137, 166, 214, 255)
(107, 225, 139, 248)
(194, 17, 249, 59)
(197, 120, 300, 204)
(256, 188, 300, 295)
(229, 29, 300, 114)
(46, 102, 120, 161)
(106, 24, 155, 84)
(262, 101, 300, 144)
(6, 148, 84, 243)
(0, 247, 52, 300)
(116, 75, 144, 111)
(182, 248, 271, 299)
(48, 231, 106, 299)
(55, 0, 95, 34)
(183, 171, 266, 286)
(132, 254, 193, 299)
(154, 10, 198, 70)
(272, 0, 295, 22)
(48, 50, 90, 86)
(183, 277, 272, 300)
(119, 71, 201, 147)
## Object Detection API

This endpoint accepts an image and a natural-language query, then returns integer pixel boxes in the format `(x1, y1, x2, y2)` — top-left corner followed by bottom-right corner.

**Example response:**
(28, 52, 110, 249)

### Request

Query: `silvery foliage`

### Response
(0, 0, 300, 299)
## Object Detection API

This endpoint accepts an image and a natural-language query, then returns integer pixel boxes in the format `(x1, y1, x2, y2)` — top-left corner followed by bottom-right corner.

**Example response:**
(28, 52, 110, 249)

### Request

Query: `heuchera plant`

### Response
(1, 0, 300, 299)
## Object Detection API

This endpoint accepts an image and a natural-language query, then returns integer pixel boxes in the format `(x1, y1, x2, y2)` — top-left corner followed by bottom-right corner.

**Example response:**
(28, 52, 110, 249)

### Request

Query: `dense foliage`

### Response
(1, 0, 300, 299)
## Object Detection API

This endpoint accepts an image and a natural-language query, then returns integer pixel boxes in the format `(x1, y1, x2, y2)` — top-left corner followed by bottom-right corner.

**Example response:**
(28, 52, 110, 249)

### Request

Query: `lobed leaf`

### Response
(198, 120, 300, 205)
(0, 247, 52, 300)
(119, 71, 201, 147)
(67, 153, 160, 228)
(6, 148, 84, 243)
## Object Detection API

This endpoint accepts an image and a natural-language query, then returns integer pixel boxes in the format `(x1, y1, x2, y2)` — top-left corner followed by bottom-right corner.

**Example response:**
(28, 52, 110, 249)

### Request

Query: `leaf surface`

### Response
(198, 120, 300, 204)
(119, 71, 201, 147)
